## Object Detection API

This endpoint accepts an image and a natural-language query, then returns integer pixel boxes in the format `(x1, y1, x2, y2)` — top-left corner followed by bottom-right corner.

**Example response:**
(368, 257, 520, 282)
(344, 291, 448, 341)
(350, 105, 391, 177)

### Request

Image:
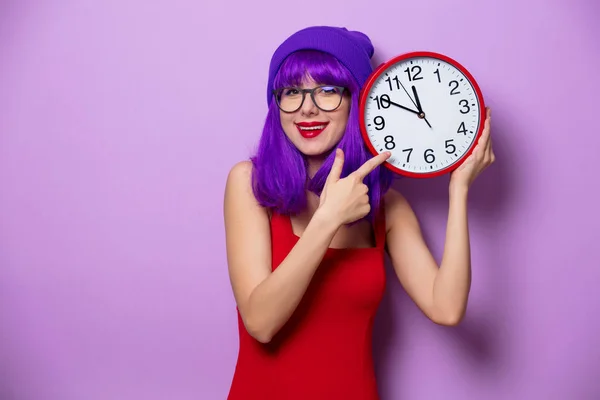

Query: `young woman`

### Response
(224, 26, 495, 399)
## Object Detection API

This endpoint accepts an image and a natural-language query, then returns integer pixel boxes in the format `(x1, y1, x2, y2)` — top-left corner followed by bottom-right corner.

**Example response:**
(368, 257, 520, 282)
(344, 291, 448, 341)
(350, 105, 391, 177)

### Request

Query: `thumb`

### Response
(325, 148, 345, 186)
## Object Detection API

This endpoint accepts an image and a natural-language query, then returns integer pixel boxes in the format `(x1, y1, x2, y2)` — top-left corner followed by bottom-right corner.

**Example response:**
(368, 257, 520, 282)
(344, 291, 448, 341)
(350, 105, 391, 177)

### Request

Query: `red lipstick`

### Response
(295, 121, 329, 139)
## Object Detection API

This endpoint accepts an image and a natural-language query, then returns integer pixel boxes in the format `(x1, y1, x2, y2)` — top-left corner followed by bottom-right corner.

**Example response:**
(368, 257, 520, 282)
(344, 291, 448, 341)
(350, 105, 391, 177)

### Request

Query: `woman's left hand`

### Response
(449, 107, 495, 191)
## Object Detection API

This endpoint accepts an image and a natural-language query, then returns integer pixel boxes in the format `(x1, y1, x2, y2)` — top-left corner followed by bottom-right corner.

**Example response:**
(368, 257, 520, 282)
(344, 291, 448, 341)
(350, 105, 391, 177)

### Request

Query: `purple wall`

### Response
(1, 0, 598, 399)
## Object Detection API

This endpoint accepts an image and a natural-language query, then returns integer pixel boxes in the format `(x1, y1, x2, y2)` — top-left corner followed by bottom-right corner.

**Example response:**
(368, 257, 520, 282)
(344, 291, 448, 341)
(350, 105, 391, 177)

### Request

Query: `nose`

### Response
(300, 92, 318, 116)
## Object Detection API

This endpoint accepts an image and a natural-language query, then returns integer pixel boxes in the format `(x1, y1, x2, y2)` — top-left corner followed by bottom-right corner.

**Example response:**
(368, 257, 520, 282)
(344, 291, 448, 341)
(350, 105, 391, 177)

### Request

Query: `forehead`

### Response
(293, 73, 340, 87)
(295, 75, 319, 88)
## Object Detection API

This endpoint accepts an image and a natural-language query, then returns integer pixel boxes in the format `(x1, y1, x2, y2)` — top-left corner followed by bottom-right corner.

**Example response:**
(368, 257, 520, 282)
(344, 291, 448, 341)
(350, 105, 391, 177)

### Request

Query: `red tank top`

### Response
(227, 208, 387, 400)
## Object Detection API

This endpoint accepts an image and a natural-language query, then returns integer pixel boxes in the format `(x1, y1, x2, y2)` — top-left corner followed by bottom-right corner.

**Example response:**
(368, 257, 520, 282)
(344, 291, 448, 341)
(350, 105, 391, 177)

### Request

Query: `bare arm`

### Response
(224, 161, 339, 343)
(385, 109, 494, 326)
(384, 187, 471, 326)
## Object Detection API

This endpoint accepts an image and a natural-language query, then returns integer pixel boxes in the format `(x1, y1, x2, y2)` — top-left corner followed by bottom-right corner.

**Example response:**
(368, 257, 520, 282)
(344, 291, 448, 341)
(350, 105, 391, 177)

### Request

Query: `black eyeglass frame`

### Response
(272, 85, 347, 113)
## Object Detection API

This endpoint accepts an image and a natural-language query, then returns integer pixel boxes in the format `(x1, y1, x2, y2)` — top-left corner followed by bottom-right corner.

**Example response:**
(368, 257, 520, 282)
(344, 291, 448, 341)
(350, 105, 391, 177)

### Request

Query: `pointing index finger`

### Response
(352, 151, 391, 180)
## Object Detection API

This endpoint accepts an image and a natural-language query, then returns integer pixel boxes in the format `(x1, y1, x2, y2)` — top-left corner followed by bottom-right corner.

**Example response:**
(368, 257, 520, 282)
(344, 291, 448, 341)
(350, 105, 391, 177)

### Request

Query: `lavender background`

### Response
(1, 0, 599, 399)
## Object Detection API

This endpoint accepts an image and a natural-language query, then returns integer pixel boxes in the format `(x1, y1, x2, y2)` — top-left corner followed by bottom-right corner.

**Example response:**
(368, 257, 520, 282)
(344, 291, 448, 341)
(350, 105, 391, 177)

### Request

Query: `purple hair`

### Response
(250, 50, 393, 223)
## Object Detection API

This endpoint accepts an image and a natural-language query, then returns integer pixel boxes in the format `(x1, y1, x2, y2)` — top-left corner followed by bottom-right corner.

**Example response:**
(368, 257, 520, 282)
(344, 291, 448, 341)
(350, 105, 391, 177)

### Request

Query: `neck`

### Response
(306, 154, 329, 178)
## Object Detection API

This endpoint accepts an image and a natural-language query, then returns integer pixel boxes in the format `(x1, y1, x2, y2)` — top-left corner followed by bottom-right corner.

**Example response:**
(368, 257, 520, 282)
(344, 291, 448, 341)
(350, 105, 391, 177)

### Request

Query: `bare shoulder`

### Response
(383, 187, 411, 219)
(224, 159, 270, 227)
(383, 187, 419, 233)
(225, 161, 262, 210)
(226, 160, 253, 192)
(383, 186, 408, 207)
(224, 160, 272, 313)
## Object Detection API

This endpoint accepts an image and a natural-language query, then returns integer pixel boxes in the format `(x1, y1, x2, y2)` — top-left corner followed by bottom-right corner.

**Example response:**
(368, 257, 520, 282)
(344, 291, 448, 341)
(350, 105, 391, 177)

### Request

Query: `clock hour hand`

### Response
(411, 85, 433, 129)
(385, 98, 420, 116)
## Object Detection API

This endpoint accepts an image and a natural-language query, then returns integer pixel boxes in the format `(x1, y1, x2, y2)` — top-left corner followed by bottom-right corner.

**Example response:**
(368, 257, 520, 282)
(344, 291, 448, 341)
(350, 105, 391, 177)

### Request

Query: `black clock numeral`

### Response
(457, 122, 467, 135)
(402, 148, 413, 162)
(445, 139, 456, 154)
(434, 68, 441, 83)
(384, 135, 396, 150)
(449, 80, 460, 95)
(373, 94, 391, 110)
(404, 65, 423, 81)
(374, 116, 385, 130)
(385, 76, 401, 91)
(424, 148, 435, 164)
(459, 99, 470, 114)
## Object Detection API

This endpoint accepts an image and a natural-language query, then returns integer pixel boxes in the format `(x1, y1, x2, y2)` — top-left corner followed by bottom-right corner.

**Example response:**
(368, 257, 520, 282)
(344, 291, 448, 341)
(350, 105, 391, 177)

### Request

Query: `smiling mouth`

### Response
(295, 122, 329, 138)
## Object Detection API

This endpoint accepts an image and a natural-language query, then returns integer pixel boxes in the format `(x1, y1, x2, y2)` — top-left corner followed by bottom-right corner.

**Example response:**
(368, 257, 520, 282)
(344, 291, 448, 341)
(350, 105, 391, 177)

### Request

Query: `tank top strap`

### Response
(270, 209, 287, 228)
(374, 203, 387, 250)
(269, 210, 296, 240)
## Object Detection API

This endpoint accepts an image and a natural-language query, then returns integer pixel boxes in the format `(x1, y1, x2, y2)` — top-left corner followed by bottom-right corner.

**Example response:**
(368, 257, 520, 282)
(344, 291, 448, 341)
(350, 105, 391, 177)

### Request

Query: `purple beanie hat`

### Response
(266, 26, 375, 105)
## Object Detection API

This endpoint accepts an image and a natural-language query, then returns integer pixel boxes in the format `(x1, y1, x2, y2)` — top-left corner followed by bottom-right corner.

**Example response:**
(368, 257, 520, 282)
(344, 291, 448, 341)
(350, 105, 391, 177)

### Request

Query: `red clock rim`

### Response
(358, 51, 486, 179)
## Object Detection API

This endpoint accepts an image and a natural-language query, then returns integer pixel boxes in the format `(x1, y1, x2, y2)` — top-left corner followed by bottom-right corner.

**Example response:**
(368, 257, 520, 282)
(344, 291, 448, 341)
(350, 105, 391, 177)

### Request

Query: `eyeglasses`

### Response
(273, 85, 346, 113)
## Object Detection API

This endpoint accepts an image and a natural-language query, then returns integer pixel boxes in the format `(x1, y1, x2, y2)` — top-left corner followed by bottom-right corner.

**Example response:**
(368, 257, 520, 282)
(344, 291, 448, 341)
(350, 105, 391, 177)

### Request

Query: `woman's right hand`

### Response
(318, 148, 391, 226)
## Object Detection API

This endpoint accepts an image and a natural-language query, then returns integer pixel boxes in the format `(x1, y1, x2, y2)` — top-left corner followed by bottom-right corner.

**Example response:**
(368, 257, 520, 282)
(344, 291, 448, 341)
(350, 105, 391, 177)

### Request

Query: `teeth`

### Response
(298, 125, 326, 130)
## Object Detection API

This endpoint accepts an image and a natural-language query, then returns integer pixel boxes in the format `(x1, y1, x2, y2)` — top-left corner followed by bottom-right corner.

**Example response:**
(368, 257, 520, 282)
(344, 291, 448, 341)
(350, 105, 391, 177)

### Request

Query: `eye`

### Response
(283, 88, 300, 96)
(319, 86, 340, 95)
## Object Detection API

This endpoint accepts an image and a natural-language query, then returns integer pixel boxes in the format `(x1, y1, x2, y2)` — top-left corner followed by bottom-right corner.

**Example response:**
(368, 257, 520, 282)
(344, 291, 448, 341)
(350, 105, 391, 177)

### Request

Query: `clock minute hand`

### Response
(412, 85, 423, 111)
(411, 85, 433, 129)
(385, 99, 420, 116)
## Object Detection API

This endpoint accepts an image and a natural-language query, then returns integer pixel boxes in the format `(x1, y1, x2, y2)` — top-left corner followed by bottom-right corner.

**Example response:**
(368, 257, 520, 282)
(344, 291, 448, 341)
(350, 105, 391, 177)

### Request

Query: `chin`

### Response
(285, 130, 341, 157)
(298, 147, 331, 158)
(293, 138, 337, 158)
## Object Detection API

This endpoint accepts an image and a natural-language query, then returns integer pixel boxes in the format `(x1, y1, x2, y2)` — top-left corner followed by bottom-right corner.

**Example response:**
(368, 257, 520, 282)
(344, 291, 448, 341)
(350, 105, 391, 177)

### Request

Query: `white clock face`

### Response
(362, 55, 483, 177)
